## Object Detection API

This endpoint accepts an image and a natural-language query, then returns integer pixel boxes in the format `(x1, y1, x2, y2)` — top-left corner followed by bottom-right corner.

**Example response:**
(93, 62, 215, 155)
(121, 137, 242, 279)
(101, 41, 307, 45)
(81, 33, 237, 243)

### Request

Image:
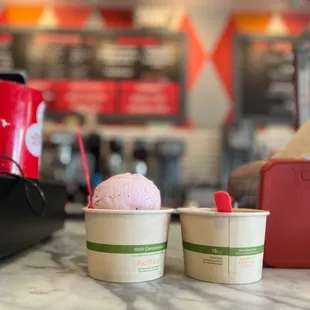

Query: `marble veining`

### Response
(0, 220, 309, 310)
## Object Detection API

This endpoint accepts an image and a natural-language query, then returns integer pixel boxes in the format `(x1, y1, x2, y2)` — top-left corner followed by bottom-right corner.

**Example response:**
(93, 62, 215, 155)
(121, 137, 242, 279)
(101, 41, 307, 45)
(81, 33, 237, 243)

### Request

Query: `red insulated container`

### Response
(0, 80, 45, 179)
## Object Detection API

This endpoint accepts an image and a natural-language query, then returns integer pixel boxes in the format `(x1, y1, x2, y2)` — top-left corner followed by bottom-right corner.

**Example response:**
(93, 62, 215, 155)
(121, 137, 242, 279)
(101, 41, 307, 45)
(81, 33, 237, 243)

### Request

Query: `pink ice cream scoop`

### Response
(93, 173, 161, 210)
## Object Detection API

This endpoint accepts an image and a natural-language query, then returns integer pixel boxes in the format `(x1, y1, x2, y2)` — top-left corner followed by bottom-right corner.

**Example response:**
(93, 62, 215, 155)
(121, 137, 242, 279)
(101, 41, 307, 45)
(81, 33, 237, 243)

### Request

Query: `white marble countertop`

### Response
(0, 220, 310, 310)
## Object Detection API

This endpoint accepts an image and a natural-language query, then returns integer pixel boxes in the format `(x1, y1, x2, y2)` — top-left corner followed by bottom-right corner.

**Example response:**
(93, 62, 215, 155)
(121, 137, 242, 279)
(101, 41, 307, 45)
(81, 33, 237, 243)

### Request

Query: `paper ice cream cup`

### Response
(178, 208, 270, 284)
(84, 207, 174, 283)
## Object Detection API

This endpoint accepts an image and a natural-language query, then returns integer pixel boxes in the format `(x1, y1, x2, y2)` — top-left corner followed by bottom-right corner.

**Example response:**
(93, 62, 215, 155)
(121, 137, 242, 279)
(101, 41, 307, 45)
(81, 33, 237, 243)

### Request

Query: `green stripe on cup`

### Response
(182, 241, 229, 255)
(182, 241, 264, 256)
(87, 241, 167, 254)
(229, 245, 264, 256)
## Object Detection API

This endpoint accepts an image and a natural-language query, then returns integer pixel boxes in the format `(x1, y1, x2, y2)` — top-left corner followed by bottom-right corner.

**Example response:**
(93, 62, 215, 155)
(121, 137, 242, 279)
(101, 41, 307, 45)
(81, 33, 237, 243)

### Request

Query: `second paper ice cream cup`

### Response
(178, 208, 269, 284)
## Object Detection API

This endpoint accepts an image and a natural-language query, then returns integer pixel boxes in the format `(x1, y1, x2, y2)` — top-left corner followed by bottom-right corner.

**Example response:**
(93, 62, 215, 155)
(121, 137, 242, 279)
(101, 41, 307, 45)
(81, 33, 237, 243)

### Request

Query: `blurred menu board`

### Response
(235, 34, 295, 123)
(0, 29, 186, 122)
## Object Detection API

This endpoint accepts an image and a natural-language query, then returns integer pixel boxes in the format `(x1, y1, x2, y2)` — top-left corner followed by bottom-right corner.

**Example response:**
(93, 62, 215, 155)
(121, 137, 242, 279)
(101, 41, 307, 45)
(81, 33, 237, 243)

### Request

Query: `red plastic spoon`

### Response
(76, 127, 93, 209)
(213, 191, 233, 213)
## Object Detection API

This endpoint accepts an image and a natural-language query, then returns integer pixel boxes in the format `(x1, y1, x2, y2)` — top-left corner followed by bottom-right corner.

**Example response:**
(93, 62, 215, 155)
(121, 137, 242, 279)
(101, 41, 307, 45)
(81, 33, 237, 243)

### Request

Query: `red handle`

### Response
(213, 191, 233, 213)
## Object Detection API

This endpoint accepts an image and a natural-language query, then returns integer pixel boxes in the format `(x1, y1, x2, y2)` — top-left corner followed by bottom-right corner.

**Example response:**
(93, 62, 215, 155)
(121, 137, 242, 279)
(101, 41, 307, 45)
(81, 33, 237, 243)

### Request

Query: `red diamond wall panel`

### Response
(280, 13, 310, 35)
(52, 5, 91, 28)
(99, 9, 133, 29)
(178, 14, 208, 90)
(212, 17, 236, 102)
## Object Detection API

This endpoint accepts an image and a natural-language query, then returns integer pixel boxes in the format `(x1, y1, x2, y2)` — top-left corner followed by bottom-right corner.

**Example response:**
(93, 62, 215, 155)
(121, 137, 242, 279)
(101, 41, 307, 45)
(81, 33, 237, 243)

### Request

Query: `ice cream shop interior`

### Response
(2, 0, 310, 308)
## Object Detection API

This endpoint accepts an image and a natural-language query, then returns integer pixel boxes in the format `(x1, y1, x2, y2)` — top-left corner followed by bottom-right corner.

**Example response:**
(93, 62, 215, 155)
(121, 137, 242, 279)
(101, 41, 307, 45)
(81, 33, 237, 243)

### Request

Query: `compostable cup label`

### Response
(87, 241, 167, 276)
